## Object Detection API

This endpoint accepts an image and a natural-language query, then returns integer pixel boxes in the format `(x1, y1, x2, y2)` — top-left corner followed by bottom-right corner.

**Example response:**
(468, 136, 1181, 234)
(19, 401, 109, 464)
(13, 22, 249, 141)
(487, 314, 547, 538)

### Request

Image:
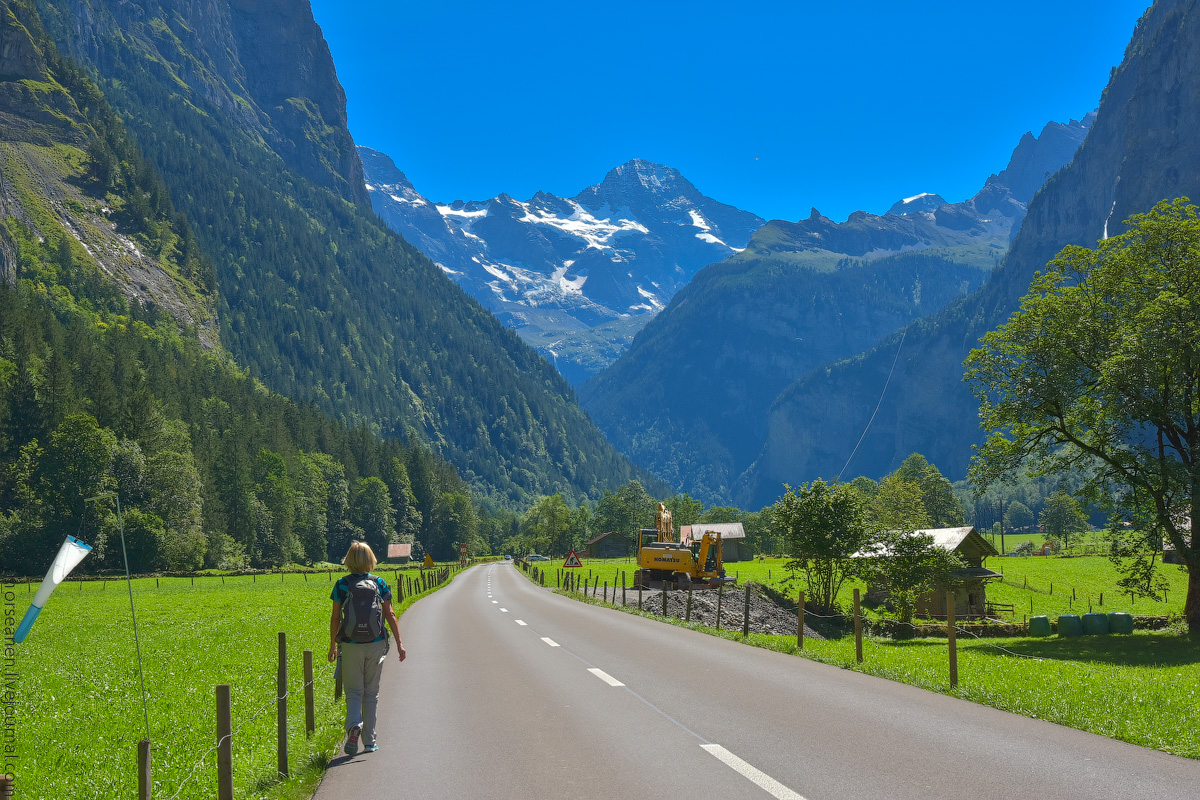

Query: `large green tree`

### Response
(966, 199, 1200, 632)
(771, 479, 869, 612)
(1039, 490, 1089, 549)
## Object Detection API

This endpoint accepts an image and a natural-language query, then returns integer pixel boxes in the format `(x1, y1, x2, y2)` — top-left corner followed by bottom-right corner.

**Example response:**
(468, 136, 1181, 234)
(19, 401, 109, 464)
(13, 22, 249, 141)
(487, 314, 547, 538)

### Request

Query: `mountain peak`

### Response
(592, 159, 696, 201)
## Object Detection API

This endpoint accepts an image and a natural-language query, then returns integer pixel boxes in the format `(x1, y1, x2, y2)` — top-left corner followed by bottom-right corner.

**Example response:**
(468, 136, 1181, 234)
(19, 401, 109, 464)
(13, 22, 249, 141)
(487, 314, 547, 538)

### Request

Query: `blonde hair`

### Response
(342, 541, 377, 574)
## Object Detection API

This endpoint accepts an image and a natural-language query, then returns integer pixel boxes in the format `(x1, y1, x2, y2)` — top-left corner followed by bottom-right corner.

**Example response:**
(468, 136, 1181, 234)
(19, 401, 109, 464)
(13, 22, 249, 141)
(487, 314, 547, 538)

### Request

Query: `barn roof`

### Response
(853, 527, 999, 559)
(681, 523, 746, 543)
(584, 530, 630, 547)
(387, 543, 411, 558)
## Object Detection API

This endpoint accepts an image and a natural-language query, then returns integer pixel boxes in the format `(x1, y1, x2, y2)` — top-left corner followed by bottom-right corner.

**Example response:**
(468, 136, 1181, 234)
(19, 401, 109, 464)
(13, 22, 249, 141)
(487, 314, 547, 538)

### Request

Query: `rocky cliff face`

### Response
(0, 0, 214, 336)
(362, 150, 765, 383)
(737, 0, 1200, 507)
(38, 0, 367, 208)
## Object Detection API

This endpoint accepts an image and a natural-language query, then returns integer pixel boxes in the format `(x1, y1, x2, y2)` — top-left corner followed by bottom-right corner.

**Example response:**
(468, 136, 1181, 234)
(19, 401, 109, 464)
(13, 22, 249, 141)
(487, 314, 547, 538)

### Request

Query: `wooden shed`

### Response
(387, 543, 412, 563)
(860, 527, 1001, 618)
(582, 531, 634, 559)
(680, 523, 749, 562)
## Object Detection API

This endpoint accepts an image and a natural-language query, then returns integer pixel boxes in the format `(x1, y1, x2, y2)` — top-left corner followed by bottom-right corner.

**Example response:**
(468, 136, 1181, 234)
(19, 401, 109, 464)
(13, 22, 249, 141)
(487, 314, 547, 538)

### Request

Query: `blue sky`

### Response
(309, 1, 1149, 223)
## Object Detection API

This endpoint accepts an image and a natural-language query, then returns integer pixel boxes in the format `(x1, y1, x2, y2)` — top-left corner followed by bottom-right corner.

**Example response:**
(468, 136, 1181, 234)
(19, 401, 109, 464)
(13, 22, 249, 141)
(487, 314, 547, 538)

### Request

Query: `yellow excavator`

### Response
(632, 503, 729, 589)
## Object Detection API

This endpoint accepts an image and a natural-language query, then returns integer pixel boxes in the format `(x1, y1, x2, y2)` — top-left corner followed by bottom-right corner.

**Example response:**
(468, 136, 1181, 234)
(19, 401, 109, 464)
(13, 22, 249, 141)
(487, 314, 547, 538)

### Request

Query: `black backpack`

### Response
(340, 574, 384, 643)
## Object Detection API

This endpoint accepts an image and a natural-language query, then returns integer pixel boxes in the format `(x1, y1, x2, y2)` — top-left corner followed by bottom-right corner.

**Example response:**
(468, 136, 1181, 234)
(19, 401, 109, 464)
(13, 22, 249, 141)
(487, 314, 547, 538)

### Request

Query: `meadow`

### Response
(533, 555, 1199, 759)
(553, 553, 1189, 619)
(7, 563, 455, 799)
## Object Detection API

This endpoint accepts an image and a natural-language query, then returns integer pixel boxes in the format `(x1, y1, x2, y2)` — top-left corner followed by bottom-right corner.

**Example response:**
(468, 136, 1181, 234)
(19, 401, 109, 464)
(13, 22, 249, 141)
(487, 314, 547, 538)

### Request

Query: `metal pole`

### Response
(104, 493, 152, 743)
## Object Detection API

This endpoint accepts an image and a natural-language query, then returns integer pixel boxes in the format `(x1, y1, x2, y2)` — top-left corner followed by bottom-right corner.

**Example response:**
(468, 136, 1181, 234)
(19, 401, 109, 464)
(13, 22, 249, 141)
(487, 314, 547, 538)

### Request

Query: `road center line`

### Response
(491, 600, 498, 604)
(541, 637, 560, 647)
(500, 608, 508, 612)
(515, 620, 527, 626)
(587, 668, 625, 687)
(700, 744, 806, 800)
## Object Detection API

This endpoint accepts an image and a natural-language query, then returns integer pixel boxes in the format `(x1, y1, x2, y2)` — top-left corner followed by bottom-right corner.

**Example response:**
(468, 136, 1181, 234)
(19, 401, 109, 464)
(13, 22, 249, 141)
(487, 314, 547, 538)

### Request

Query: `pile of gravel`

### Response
(587, 582, 824, 640)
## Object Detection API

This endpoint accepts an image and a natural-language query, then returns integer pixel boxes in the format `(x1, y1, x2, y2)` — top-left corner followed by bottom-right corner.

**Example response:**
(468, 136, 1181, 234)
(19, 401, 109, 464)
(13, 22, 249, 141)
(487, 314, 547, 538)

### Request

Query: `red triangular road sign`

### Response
(563, 550, 582, 568)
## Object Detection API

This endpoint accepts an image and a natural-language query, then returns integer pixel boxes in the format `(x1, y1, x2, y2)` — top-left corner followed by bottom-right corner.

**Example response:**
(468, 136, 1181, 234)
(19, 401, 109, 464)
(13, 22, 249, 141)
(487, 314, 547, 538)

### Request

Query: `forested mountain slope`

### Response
(737, 0, 1200, 508)
(0, 0, 480, 573)
(33, 0, 647, 505)
(580, 115, 1089, 504)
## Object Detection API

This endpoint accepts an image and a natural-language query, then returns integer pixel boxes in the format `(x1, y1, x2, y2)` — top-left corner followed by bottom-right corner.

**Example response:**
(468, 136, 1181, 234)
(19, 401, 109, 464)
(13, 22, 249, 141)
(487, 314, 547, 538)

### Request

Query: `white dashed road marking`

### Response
(700, 744, 807, 800)
(500, 608, 508, 613)
(541, 637, 560, 647)
(587, 668, 625, 687)
(492, 601, 498, 604)
(515, 620, 527, 626)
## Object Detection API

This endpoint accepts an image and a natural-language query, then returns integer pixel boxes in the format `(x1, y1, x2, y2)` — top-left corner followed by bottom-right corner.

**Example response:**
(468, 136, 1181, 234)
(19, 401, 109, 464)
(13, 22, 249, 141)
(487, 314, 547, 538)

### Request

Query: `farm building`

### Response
(387, 543, 412, 563)
(858, 527, 1001, 618)
(680, 523, 750, 562)
(582, 531, 635, 559)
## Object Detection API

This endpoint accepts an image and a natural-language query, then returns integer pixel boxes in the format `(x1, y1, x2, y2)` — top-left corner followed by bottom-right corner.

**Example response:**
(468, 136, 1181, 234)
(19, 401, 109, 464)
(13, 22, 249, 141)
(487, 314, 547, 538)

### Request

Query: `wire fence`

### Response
(86, 563, 462, 800)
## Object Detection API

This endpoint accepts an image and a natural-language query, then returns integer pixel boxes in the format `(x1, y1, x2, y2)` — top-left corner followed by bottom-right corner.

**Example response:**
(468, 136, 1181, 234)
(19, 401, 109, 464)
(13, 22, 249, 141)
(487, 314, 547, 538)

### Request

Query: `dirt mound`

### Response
(591, 582, 825, 640)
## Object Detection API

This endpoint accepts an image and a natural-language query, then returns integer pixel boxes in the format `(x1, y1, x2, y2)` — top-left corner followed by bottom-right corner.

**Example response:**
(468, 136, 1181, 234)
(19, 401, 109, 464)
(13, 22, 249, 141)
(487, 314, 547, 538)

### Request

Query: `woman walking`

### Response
(329, 541, 405, 754)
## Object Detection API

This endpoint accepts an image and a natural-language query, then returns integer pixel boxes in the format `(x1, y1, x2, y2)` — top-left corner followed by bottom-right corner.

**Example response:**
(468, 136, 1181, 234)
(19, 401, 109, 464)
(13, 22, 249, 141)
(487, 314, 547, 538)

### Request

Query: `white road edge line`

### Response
(515, 620, 527, 626)
(541, 637, 560, 647)
(587, 668, 625, 687)
(700, 744, 807, 800)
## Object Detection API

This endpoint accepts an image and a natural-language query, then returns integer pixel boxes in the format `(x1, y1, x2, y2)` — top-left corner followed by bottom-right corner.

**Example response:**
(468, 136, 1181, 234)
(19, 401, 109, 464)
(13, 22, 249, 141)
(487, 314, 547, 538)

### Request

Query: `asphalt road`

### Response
(314, 563, 1200, 799)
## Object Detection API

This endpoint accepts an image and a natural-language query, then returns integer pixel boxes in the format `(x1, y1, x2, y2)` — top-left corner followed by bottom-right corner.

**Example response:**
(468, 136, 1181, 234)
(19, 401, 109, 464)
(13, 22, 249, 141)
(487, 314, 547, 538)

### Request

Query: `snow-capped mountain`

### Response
(360, 150, 765, 381)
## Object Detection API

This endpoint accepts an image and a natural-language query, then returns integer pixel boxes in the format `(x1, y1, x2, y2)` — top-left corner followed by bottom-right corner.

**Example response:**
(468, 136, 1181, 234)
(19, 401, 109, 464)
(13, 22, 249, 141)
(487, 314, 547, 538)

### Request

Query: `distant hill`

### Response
(737, 0, 1199, 508)
(361, 150, 765, 383)
(579, 113, 1091, 504)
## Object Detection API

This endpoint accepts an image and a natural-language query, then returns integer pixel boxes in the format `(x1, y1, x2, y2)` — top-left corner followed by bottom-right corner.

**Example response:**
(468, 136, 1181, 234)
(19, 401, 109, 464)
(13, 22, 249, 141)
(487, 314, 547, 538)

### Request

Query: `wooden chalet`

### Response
(859, 526, 1002, 618)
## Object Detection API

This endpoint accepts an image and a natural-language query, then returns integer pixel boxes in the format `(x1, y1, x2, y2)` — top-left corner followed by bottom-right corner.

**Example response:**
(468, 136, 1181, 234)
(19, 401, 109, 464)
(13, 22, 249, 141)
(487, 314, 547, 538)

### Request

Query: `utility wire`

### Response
(836, 327, 907, 482)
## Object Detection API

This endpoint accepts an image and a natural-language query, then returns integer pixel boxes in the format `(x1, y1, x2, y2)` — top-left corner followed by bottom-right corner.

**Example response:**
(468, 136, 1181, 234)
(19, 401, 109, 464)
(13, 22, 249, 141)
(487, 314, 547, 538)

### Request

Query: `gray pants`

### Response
(340, 639, 387, 746)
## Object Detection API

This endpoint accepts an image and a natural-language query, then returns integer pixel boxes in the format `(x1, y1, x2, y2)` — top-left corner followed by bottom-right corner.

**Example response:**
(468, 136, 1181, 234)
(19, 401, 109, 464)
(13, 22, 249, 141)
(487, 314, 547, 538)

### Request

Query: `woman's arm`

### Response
(328, 601, 342, 663)
(382, 599, 406, 662)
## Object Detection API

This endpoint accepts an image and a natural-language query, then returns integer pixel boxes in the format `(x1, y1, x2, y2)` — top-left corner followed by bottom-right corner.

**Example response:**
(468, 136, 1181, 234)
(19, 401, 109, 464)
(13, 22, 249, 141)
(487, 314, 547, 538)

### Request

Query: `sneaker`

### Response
(344, 724, 361, 755)
(363, 744, 379, 753)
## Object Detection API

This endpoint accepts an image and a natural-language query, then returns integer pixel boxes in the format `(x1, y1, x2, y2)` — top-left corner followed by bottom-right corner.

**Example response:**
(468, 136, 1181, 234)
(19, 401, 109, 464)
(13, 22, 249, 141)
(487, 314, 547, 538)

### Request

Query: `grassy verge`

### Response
(7, 564, 460, 799)
(520, 562, 1200, 759)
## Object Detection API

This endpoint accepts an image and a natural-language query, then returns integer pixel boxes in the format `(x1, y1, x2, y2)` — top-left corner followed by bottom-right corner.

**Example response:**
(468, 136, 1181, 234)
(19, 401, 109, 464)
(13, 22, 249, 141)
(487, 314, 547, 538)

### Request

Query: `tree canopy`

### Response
(966, 198, 1200, 632)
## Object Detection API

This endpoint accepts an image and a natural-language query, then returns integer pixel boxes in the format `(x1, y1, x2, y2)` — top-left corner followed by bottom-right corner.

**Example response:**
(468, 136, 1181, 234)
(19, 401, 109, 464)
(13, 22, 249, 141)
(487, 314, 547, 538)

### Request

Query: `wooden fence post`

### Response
(797, 590, 805, 651)
(716, 584, 724, 630)
(603, 581, 608, 602)
(742, 584, 751, 637)
(0, 775, 11, 799)
(277, 632, 288, 777)
(854, 588, 863, 664)
(138, 738, 151, 800)
(217, 684, 233, 800)
(304, 649, 315, 739)
(947, 592, 958, 688)
(663, 582, 669, 616)
(686, 584, 693, 622)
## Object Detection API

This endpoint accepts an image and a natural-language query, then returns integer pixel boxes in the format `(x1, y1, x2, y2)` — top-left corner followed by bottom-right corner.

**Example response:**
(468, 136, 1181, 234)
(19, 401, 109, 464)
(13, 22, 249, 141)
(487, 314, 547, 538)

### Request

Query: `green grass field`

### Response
(7, 565, 457, 799)
(528, 560, 1200, 759)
